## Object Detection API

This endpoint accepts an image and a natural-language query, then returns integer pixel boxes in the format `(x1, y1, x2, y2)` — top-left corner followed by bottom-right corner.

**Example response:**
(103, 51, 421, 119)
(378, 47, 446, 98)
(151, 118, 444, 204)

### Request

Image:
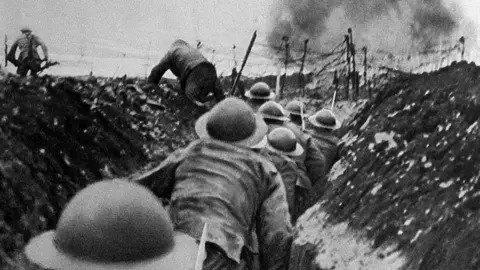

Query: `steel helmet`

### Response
(285, 100, 309, 117)
(245, 82, 275, 100)
(25, 180, 198, 270)
(20, 26, 32, 33)
(266, 127, 304, 156)
(308, 109, 341, 130)
(258, 101, 290, 121)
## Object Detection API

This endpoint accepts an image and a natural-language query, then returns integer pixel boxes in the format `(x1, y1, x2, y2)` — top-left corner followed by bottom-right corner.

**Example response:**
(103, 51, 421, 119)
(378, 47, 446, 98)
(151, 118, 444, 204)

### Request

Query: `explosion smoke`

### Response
(267, 0, 461, 53)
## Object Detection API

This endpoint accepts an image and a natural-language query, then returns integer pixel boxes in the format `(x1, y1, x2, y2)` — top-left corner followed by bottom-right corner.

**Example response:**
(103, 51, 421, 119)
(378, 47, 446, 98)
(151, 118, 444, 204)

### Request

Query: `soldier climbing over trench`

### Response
(145, 39, 225, 108)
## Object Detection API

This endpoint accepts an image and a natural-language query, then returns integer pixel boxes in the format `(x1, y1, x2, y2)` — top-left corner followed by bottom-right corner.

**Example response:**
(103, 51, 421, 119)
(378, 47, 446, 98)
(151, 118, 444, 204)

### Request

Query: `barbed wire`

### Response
(195, 33, 468, 81)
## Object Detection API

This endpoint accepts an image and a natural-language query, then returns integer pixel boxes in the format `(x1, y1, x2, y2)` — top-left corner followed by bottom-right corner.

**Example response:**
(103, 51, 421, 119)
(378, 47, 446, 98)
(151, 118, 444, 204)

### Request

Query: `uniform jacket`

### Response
(148, 39, 212, 87)
(259, 149, 309, 219)
(135, 139, 293, 270)
(282, 122, 327, 190)
(7, 34, 48, 64)
(308, 129, 340, 170)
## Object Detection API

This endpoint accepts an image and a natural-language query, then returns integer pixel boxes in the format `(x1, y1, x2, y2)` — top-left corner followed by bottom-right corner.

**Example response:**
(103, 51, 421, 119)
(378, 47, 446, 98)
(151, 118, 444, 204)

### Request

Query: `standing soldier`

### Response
(134, 97, 293, 270)
(145, 39, 225, 107)
(244, 82, 275, 111)
(7, 27, 49, 77)
(258, 101, 328, 214)
(257, 100, 290, 132)
(260, 127, 308, 222)
(24, 180, 200, 270)
(307, 108, 341, 171)
(285, 100, 308, 127)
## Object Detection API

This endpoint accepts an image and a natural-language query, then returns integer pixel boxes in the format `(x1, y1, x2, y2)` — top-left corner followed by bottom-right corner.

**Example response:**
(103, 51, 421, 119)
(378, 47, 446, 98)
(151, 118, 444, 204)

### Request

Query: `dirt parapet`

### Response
(0, 75, 199, 267)
(296, 61, 480, 269)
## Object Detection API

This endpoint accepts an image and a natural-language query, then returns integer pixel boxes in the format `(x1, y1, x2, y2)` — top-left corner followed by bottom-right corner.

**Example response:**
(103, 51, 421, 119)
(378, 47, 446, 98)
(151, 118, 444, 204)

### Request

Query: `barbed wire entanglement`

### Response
(2, 28, 476, 101)
(195, 29, 475, 101)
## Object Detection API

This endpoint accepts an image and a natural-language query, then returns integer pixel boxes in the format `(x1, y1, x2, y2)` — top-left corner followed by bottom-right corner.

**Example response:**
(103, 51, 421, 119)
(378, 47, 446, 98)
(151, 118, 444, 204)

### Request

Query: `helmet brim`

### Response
(308, 115, 342, 130)
(266, 142, 304, 157)
(287, 111, 310, 118)
(260, 113, 290, 122)
(244, 90, 276, 100)
(25, 231, 198, 270)
(195, 111, 268, 149)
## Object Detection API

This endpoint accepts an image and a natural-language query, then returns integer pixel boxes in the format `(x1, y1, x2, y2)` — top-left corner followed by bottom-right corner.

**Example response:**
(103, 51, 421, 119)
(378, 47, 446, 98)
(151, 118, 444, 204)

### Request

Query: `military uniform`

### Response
(260, 149, 310, 222)
(7, 31, 48, 76)
(136, 139, 293, 270)
(148, 39, 225, 103)
(308, 130, 340, 171)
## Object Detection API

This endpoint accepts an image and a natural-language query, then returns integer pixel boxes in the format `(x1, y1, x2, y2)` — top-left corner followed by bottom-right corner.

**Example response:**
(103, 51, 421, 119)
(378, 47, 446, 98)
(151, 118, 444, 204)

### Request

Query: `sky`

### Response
(1, 0, 273, 58)
(1, 0, 480, 60)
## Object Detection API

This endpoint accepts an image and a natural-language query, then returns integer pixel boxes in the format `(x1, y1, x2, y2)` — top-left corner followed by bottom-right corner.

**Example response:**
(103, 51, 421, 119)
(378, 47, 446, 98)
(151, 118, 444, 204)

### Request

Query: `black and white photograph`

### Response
(1, 0, 480, 269)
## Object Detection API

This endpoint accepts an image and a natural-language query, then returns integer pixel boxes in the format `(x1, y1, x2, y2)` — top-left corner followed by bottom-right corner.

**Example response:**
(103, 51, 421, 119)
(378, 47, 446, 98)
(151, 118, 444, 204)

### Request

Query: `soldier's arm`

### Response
(35, 36, 48, 60)
(131, 149, 185, 199)
(257, 169, 293, 270)
(147, 51, 172, 84)
(7, 40, 18, 65)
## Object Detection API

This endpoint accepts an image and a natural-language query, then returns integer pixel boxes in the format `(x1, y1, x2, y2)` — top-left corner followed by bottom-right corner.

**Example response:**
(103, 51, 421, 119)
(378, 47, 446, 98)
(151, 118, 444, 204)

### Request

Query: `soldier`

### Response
(24, 180, 199, 270)
(258, 101, 328, 214)
(135, 97, 292, 270)
(285, 100, 309, 127)
(260, 127, 309, 222)
(308, 108, 341, 171)
(244, 82, 275, 111)
(7, 27, 49, 77)
(257, 100, 290, 132)
(145, 39, 225, 107)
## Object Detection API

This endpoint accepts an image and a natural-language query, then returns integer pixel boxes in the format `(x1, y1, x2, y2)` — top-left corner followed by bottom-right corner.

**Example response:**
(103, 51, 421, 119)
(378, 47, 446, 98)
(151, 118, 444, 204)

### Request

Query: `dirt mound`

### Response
(295, 61, 480, 269)
(0, 75, 199, 267)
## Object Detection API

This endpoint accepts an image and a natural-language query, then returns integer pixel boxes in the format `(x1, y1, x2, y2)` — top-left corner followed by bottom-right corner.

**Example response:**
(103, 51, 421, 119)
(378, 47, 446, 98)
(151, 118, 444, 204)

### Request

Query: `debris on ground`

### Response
(0, 74, 199, 268)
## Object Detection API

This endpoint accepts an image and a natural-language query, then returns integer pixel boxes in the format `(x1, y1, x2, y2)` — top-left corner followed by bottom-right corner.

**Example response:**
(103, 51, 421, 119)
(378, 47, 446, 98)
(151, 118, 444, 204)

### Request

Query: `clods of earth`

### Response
(296, 61, 480, 270)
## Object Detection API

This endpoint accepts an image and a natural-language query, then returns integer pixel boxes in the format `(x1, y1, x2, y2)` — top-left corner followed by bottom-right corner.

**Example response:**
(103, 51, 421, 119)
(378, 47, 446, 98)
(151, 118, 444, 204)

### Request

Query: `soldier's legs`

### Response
(16, 62, 29, 77)
(29, 60, 42, 77)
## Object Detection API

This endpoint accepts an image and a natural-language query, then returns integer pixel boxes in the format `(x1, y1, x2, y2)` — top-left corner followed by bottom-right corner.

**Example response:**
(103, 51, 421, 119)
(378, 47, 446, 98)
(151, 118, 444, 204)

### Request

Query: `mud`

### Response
(296, 61, 480, 270)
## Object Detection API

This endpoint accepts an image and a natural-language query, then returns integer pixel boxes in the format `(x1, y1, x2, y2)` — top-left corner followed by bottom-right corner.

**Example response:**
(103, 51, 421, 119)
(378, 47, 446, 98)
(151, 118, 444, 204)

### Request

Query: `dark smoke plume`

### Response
(267, 0, 460, 53)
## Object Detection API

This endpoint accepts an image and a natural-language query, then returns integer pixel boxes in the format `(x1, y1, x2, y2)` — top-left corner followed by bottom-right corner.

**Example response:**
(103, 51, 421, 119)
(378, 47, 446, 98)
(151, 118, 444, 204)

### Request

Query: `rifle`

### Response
(38, 60, 60, 74)
(230, 31, 257, 96)
(4, 35, 7, 67)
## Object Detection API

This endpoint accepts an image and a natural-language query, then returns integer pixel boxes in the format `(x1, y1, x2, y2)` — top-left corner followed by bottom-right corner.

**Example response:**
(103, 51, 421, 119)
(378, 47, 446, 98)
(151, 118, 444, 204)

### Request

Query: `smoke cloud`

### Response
(267, 0, 462, 53)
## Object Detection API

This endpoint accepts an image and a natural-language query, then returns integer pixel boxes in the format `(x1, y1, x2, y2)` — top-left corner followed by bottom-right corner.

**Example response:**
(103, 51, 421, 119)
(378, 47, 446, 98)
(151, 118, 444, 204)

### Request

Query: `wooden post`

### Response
(345, 35, 350, 100)
(332, 69, 339, 105)
(232, 44, 238, 67)
(282, 36, 290, 98)
(230, 31, 257, 96)
(459, 36, 465, 61)
(349, 28, 358, 100)
(276, 65, 282, 98)
(4, 35, 8, 67)
(363, 46, 370, 99)
(299, 39, 309, 94)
